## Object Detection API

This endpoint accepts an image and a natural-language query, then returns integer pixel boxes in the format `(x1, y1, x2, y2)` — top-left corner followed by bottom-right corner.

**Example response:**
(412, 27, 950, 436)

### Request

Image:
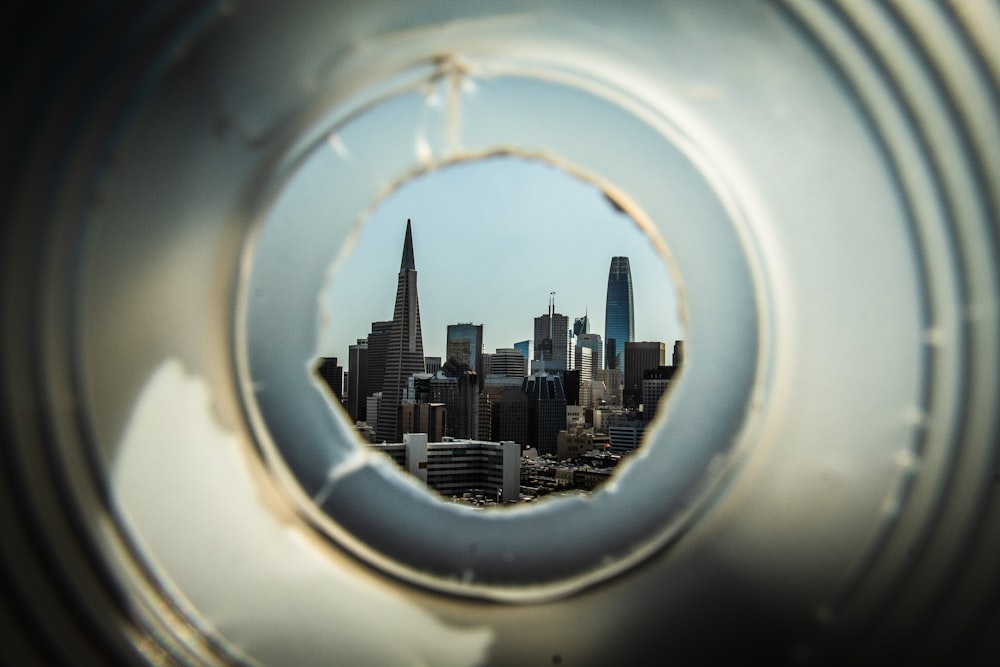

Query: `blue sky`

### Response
(321, 157, 684, 363)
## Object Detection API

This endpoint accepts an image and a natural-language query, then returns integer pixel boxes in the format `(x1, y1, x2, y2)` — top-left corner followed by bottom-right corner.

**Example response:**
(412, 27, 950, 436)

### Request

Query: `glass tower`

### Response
(604, 256, 635, 370)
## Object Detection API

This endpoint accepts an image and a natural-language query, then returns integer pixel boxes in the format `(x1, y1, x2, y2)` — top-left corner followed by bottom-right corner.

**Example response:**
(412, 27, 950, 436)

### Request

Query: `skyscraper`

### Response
(533, 294, 571, 374)
(315, 357, 343, 402)
(446, 323, 483, 375)
(575, 332, 602, 379)
(347, 340, 368, 422)
(604, 256, 635, 370)
(365, 320, 392, 409)
(376, 219, 427, 442)
(523, 372, 568, 456)
(485, 348, 529, 378)
(624, 341, 665, 408)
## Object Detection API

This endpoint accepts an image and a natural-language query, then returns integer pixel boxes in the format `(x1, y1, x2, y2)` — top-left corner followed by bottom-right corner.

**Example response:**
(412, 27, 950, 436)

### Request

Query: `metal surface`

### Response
(2, 1, 998, 665)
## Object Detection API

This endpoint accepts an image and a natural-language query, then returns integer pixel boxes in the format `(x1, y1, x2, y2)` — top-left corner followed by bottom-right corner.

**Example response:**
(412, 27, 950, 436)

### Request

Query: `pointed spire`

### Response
(400, 218, 416, 272)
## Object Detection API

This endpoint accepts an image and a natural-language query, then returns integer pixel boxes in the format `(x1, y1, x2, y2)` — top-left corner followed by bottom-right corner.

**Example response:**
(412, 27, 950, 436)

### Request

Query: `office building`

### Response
(376, 220, 427, 442)
(607, 421, 646, 455)
(315, 357, 343, 402)
(347, 340, 368, 422)
(445, 323, 483, 375)
(624, 341, 665, 408)
(573, 312, 590, 336)
(533, 295, 571, 374)
(642, 365, 677, 422)
(434, 362, 479, 440)
(513, 340, 530, 362)
(373, 434, 520, 503)
(400, 401, 446, 442)
(594, 367, 623, 406)
(479, 376, 528, 445)
(424, 356, 442, 374)
(575, 333, 602, 379)
(366, 320, 392, 410)
(366, 393, 382, 435)
(523, 372, 568, 456)
(484, 347, 528, 378)
(563, 369, 582, 407)
(604, 256, 635, 370)
(557, 429, 611, 460)
(672, 340, 684, 367)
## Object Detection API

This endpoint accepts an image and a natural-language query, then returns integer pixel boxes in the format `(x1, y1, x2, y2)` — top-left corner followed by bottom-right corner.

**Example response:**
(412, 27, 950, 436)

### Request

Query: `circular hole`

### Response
(314, 156, 686, 508)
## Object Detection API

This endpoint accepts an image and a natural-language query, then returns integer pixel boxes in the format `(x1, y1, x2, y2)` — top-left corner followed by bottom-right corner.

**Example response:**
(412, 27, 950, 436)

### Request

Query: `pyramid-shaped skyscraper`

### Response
(376, 219, 426, 442)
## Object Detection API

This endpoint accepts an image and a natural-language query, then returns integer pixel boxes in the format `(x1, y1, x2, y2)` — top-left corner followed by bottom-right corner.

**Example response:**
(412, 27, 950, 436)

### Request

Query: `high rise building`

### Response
(424, 356, 442, 375)
(641, 365, 676, 422)
(594, 367, 623, 406)
(624, 341, 665, 408)
(315, 357, 343, 402)
(445, 323, 483, 376)
(604, 256, 635, 370)
(366, 320, 392, 409)
(479, 376, 527, 444)
(573, 312, 590, 336)
(347, 340, 368, 422)
(575, 333, 601, 379)
(434, 361, 479, 440)
(533, 294, 571, 374)
(376, 220, 427, 443)
(523, 372, 568, 456)
(484, 348, 528, 378)
(672, 340, 684, 367)
(514, 340, 530, 362)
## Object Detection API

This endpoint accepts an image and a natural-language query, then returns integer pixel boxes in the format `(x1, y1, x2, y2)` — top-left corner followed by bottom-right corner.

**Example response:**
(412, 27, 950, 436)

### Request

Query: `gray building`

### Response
(484, 347, 528, 378)
(445, 323, 483, 376)
(376, 220, 427, 442)
(575, 333, 602, 379)
(523, 372, 568, 456)
(373, 433, 520, 503)
(624, 341, 665, 408)
(533, 296, 571, 374)
(315, 356, 343, 402)
(347, 339, 368, 422)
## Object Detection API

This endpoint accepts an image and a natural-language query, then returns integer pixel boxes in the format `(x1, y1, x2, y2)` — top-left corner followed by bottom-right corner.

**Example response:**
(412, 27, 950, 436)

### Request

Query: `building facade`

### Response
(575, 332, 602, 379)
(365, 320, 392, 418)
(533, 297, 572, 374)
(347, 340, 368, 422)
(623, 341, 665, 408)
(445, 323, 483, 375)
(604, 256, 635, 370)
(484, 347, 528, 378)
(373, 434, 520, 503)
(523, 373, 568, 456)
(642, 365, 676, 422)
(315, 357, 343, 402)
(376, 220, 427, 442)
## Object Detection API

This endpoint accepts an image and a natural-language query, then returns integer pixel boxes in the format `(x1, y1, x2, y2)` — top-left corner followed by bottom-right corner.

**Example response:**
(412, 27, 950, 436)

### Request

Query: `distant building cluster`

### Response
(315, 219, 683, 503)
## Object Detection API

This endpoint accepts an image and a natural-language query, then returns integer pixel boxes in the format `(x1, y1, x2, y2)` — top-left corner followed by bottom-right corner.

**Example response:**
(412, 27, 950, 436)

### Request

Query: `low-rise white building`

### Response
(372, 434, 521, 503)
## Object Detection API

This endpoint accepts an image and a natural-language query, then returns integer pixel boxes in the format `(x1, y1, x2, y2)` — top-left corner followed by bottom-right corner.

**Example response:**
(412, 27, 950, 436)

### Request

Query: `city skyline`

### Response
(320, 158, 684, 364)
